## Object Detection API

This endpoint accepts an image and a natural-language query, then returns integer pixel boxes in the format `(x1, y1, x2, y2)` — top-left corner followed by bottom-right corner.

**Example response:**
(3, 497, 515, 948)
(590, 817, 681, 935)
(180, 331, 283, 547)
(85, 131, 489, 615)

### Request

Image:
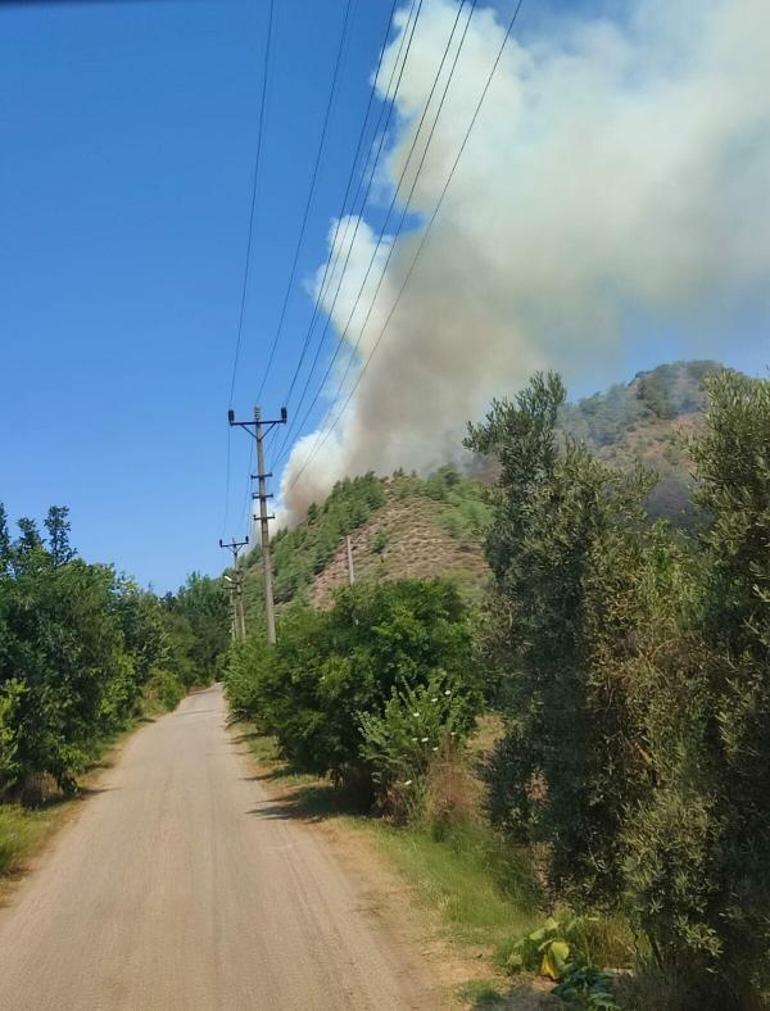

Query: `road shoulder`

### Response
(230, 724, 555, 1010)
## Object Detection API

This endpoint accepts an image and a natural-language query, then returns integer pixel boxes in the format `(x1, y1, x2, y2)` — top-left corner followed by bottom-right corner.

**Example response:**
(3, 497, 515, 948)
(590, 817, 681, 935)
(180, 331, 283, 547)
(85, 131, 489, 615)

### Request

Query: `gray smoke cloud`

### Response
(280, 0, 770, 520)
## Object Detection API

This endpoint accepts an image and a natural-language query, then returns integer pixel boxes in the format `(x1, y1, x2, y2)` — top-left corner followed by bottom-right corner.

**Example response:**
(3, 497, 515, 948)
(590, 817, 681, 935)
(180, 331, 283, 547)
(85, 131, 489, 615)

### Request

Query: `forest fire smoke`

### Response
(281, 0, 770, 520)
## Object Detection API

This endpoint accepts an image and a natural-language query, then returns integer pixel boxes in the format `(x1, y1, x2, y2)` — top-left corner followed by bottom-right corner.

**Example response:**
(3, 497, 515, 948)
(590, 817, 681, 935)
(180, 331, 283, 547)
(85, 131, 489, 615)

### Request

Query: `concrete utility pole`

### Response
(345, 534, 355, 586)
(228, 405, 287, 644)
(219, 537, 248, 641)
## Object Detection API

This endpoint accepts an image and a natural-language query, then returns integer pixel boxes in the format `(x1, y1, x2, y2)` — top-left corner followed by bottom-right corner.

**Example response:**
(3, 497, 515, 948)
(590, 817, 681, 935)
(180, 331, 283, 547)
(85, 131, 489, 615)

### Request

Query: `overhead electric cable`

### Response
(287, 0, 526, 495)
(296, 0, 476, 450)
(254, 0, 356, 402)
(272, 0, 427, 464)
(228, 0, 276, 408)
(279, 0, 403, 411)
(277, 0, 473, 472)
(222, 0, 276, 537)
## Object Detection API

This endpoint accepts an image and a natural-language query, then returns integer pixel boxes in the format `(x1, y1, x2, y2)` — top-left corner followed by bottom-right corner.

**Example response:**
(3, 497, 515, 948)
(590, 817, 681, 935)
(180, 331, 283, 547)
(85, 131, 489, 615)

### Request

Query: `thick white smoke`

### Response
(281, 0, 770, 520)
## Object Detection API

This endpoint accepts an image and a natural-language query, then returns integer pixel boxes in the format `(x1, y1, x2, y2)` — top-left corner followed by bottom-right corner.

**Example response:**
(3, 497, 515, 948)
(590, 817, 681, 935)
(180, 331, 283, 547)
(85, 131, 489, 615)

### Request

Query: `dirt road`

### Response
(0, 685, 438, 1010)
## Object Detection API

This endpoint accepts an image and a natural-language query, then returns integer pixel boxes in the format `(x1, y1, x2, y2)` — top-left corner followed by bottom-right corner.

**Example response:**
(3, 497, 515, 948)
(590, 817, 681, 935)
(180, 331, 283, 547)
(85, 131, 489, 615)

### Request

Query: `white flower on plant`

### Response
(411, 737, 418, 742)
(431, 697, 438, 703)
(421, 736, 429, 743)
(403, 780, 413, 787)
(432, 747, 439, 752)
(413, 712, 420, 718)
(444, 690, 451, 696)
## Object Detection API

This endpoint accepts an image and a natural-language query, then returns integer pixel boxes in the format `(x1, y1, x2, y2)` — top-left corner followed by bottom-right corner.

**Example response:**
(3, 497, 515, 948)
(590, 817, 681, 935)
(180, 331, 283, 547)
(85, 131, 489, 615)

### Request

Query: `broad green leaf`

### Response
(540, 940, 570, 980)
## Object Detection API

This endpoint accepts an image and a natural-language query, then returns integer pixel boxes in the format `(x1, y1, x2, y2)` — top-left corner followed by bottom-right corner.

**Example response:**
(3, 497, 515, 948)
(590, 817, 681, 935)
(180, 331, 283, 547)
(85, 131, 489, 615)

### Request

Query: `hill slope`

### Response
(560, 359, 723, 523)
(241, 469, 491, 621)
(240, 360, 727, 619)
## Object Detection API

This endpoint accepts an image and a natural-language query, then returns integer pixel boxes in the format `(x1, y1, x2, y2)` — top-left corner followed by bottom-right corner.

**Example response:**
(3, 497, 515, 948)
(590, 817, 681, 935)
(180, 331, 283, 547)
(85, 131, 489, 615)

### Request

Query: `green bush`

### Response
(142, 668, 185, 714)
(224, 579, 481, 802)
(359, 671, 476, 819)
(370, 529, 389, 555)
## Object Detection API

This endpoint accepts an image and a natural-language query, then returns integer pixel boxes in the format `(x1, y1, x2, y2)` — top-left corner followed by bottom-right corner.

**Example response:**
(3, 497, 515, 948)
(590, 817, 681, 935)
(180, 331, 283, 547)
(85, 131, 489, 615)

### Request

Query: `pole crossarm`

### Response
(219, 536, 249, 560)
(228, 407, 287, 439)
(218, 537, 249, 642)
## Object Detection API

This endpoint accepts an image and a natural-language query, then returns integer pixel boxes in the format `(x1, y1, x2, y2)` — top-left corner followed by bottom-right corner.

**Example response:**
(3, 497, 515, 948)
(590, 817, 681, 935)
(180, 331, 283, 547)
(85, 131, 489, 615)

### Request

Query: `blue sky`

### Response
(1, 0, 392, 590)
(1, 0, 767, 591)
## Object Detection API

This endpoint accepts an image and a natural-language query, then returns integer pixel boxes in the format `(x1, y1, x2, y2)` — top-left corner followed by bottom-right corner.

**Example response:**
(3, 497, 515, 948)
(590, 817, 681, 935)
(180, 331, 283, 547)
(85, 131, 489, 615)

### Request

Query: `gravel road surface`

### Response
(0, 685, 437, 1010)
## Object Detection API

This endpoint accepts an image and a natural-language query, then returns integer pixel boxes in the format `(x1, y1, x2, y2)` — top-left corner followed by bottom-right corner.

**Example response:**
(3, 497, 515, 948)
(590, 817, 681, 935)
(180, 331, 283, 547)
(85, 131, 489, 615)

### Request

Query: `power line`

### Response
(222, 0, 276, 537)
(274, 0, 424, 462)
(306, 0, 476, 438)
(255, 0, 356, 403)
(272, 0, 426, 465)
(277, 0, 475, 474)
(287, 0, 527, 495)
(228, 0, 276, 408)
(279, 0, 403, 411)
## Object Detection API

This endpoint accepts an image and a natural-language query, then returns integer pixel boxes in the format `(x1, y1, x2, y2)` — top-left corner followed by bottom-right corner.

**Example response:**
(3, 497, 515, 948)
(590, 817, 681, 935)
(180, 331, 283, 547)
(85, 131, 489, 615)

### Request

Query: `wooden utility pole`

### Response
(228, 405, 287, 645)
(219, 537, 248, 641)
(253, 406, 276, 644)
(345, 534, 355, 586)
(234, 568, 246, 642)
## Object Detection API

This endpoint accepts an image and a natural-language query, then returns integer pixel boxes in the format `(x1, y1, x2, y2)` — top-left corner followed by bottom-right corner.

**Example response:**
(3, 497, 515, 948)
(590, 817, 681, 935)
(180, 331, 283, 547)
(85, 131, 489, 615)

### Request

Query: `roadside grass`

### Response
(361, 819, 539, 954)
(237, 726, 640, 1008)
(0, 805, 52, 877)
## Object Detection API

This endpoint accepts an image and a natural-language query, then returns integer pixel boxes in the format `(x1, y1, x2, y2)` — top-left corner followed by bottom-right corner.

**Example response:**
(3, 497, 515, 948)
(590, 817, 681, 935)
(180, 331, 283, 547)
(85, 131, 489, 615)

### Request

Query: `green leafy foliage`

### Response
(553, 964, 621, 1010)
(504, 916, 571, 978)
(160, 573, 230, 687)
(142, 668, 185, 715)
(467, 373, 656, 901)
(471, 369, 770, 1007)
(224, 579, 480, 803)
(359, 672, 475, 819)
(0, 506, 228, 798)
(370, 528, 389, 555)
(504, 915, 621, 1008)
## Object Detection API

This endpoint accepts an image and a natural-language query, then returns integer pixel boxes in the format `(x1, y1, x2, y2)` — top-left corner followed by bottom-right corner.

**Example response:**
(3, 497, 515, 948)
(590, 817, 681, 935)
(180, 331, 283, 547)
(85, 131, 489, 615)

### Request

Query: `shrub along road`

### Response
(0, 685, 437, 1010)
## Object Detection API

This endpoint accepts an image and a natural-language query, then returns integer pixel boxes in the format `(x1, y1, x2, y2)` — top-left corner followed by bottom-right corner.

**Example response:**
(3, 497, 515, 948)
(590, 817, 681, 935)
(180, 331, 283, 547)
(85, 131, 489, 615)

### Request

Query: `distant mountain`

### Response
(560, 360, 726, 525)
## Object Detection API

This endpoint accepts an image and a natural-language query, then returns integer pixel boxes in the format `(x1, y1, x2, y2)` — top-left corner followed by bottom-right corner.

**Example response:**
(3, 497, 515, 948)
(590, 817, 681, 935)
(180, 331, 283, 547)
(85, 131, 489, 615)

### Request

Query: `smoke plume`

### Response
(281, 0, 770, 520)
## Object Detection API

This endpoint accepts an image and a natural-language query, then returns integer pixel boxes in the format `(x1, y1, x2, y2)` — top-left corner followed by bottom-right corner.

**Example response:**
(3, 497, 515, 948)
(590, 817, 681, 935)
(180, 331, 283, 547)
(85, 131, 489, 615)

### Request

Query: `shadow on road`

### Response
(247, 782, 367, 824)
(241, 766, 297, 784)
(230, 730, 260, 746)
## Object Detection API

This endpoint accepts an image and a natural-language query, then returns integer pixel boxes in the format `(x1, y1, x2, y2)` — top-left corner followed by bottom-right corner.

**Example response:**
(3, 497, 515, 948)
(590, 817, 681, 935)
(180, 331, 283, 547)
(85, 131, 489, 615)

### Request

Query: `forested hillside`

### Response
(561, 359, 724, 524)
(240, 467, 491, 624)
(240, 361, 724, 618)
